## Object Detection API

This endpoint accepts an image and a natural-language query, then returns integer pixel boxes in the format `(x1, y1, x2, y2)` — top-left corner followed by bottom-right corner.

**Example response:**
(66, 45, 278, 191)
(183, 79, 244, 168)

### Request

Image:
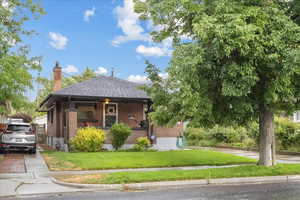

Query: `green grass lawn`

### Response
(43, 150, 255, 171)
(56, 164, 300, 184)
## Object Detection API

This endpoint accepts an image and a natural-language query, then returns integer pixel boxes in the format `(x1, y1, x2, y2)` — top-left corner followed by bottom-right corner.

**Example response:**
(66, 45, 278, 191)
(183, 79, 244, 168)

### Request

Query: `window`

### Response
(78, 111, 94, 120)
(103, 103, 118, 127)
(7, 125, 31, 132)
(77, 105, 96, 121)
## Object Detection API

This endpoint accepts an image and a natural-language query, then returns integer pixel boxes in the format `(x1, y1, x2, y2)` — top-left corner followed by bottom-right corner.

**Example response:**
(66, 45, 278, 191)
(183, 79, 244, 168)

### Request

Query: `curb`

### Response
(51, 178, 122, 190)
(51, 175, 300, 191)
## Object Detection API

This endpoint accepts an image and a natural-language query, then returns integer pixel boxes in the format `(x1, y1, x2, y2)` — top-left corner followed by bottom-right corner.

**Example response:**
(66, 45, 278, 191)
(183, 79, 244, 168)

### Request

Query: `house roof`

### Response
(39, 76, 150, 109)
(53, 75, 149, 98)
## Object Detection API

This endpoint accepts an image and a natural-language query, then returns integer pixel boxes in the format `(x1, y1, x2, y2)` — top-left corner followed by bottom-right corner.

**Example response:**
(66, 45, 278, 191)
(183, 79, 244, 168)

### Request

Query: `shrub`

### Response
(184, 127, 208, 145)
(70, 127, 105, 152)
(275, 117, 300, 149)
(245, 121, 259, 144)
(133, 137, 151, 151)
(208, 125, 243, 144)
(110, 123, 132, 150)
(197, 139, 218, 147)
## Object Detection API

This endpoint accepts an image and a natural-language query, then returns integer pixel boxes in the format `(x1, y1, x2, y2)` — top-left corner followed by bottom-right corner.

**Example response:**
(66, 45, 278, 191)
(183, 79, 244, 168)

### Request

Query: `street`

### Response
(3, 181, 300, 200)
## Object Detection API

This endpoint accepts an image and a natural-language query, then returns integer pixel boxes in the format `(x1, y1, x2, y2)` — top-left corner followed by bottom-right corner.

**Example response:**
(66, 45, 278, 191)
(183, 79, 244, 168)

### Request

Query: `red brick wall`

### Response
(118, 102, 144, 128)
(96, 102, 103, 126)
(153, 122, 183, 137)
(68, 111, 78, 139)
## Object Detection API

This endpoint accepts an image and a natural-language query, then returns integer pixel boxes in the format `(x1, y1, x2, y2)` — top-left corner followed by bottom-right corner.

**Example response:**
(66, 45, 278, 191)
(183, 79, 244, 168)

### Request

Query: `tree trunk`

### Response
(258, 107, 276, 166)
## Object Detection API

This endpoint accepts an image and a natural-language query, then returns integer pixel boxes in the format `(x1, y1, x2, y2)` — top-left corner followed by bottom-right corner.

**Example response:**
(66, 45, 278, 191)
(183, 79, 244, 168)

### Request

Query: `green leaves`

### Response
(0, 0, 44, 115)
(138, 0, 300, 127)
(222, 63, 258, 97)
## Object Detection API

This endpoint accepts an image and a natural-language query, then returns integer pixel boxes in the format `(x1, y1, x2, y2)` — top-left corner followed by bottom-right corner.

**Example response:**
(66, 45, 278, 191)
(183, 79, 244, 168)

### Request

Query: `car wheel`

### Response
(29, 148, 36, 154)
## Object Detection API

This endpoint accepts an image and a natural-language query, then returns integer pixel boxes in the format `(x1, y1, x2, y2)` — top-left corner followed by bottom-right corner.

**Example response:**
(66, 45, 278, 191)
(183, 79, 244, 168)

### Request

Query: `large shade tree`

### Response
(0, 0, 44, 114)
(135, 0, 300, 166)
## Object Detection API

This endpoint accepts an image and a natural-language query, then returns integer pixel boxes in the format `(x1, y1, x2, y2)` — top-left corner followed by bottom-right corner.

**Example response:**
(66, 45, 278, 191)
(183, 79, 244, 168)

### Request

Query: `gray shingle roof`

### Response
(52, 76, 150, 99)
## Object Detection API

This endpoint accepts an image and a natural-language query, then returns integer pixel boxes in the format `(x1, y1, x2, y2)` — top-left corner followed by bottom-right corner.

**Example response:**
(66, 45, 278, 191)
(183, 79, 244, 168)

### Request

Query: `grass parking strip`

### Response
(43, 150, 255, 171)
(56, 164, 300, 184)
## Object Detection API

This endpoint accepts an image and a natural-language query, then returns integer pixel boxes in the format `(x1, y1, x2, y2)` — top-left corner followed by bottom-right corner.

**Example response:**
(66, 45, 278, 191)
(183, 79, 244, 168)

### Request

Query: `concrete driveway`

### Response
(0, 154, 26, 173)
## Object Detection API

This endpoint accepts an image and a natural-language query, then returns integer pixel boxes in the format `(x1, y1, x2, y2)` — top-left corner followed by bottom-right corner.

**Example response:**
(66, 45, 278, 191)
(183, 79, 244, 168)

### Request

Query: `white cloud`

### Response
(1, 0, 14, 13)
(1, 0, 9, 9)
(2, 34, 16, 46)
(84, 7, 96, 22)
(95, 67, 108, 75)
(62, 65, 79, 74)
(127, 73, 168, 83)
(136, 43, 172, 57)
(127, 75, 149, 83)
(159, 73, 169, 79)
(136, 45, 166, 57)
(112, 0, 149, 46)
(49, 32, 68, 50)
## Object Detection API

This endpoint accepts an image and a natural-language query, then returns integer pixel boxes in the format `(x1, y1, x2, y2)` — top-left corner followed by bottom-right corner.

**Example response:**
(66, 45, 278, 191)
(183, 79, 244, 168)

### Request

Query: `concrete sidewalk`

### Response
(197, 147, 300, 164)
(0, 150, 90, 198)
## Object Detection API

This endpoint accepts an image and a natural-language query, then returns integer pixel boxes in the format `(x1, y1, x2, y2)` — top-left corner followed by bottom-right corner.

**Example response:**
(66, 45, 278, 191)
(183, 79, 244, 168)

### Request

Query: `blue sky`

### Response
(24, 0, 172, 98)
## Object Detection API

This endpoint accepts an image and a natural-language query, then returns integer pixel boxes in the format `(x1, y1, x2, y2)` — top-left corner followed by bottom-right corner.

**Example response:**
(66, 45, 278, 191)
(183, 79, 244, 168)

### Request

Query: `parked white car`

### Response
(0, 119, 36, 154)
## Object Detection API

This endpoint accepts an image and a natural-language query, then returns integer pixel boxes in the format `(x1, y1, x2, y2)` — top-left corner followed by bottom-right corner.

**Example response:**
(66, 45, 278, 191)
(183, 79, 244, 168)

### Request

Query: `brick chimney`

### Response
(53, 61, 62, 91)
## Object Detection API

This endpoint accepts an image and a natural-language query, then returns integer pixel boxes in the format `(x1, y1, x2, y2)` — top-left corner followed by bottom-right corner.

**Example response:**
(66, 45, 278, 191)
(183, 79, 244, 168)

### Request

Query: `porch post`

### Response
(67, 109, 78, 139)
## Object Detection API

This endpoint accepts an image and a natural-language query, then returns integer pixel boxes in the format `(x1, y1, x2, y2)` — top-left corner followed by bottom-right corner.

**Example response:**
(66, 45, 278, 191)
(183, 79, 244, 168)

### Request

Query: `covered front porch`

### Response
(49, 96, 152, 150)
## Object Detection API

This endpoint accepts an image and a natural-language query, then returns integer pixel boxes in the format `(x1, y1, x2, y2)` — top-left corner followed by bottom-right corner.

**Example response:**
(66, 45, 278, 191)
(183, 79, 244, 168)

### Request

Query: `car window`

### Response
(7, 125, 31, 132)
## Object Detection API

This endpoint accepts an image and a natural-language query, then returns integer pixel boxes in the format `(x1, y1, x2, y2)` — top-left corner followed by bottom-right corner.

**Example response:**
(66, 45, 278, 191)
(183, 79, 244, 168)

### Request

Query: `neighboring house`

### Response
(292, 111, 300, 123)
(39, 63, 183, 151)
(33, 115, 47, 133)
(34, 115, 47, 125)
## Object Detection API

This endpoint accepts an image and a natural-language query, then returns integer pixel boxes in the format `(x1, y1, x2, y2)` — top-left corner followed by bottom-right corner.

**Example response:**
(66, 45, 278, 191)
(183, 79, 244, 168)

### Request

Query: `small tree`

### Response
(110, 123, 132, 150)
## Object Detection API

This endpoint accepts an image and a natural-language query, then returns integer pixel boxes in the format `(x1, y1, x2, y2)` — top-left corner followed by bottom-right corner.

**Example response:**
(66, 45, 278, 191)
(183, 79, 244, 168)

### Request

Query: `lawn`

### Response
(43, 150, 255, 171)
(56, 164, 300, 184)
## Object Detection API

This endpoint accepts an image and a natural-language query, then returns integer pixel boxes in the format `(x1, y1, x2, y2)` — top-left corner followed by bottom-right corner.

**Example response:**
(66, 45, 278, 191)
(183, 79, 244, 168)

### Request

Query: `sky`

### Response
(23, 0, 172, 98)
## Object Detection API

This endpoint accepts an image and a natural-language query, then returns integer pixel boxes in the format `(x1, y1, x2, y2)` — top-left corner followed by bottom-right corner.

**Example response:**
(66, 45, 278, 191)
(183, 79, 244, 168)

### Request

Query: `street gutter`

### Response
(51, 175, 300, 191)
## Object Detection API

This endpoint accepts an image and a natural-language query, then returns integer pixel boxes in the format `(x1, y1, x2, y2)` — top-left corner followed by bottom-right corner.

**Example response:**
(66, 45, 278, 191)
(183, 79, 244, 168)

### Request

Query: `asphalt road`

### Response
(4, 181, 300, 200)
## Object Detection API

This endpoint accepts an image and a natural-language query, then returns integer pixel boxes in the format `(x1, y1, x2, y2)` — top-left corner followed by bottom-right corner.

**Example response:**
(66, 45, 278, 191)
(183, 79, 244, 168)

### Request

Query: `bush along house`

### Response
(39, 62, 183, 151)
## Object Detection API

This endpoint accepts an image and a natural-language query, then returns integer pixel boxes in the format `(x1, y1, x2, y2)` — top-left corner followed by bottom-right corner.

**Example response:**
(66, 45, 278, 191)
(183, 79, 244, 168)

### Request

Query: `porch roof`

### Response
(39, 76, 151, 110)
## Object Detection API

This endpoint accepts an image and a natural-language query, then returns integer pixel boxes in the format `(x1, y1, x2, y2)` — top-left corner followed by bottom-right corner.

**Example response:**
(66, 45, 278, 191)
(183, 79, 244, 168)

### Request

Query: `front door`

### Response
(103, 103, 118, 127)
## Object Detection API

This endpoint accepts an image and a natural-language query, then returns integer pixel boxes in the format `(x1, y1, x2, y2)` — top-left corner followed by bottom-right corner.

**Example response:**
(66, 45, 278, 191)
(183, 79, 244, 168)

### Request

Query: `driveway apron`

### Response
(0, 154, 26, 173)
(0, 150, 89, 198)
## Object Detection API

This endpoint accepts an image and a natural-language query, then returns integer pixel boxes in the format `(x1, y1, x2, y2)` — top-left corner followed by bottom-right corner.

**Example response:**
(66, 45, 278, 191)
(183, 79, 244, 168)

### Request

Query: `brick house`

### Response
(39, 63, 183, 151)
